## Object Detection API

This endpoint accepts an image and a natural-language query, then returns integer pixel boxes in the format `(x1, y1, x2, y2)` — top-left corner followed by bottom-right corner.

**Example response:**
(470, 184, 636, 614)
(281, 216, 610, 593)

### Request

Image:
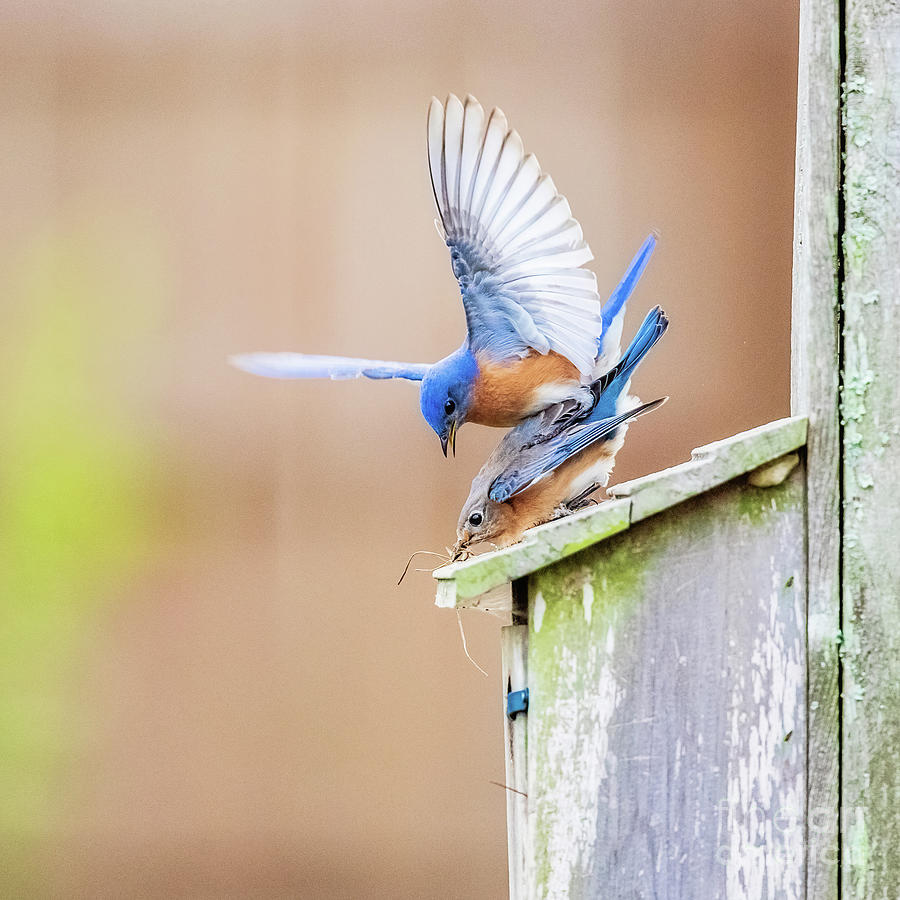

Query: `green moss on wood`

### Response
(527, 532, 649, 896)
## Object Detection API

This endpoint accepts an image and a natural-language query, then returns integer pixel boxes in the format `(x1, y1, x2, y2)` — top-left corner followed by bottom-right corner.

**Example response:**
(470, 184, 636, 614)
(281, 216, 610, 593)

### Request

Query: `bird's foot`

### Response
(548, 494, 600, 524)
(567, 495, 600, 512)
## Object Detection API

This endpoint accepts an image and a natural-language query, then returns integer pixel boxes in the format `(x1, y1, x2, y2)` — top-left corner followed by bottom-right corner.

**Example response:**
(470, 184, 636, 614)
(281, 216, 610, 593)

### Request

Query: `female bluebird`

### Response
(232, 93, 657, 455)
(454, 306, 669, 552)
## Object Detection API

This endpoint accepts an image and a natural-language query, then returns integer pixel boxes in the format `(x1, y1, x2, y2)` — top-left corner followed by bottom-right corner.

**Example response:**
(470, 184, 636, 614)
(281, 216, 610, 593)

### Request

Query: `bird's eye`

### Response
(444, 398, 456, 415)
(468, 511, 483, 528)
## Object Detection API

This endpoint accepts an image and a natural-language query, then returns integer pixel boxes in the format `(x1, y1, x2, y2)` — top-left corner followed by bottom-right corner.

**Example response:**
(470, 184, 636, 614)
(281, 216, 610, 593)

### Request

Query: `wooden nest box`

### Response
(433, 0, 900, 895)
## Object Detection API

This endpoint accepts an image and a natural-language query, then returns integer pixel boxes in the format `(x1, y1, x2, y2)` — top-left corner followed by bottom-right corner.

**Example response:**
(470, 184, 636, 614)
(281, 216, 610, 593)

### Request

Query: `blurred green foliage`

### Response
(0, 225, 164, 890)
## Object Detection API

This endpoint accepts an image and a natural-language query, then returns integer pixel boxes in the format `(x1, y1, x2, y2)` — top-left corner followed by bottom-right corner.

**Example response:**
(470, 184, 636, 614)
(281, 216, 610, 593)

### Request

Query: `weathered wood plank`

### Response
(434, 417, 808, 609)
(841, 0, 900, 893)
(610, 417, 807, 523)
(526, 464, 807, 898)
(791, 0, 842, 894)
(434, 500, 632, 608)
(501, 624, 529, 900)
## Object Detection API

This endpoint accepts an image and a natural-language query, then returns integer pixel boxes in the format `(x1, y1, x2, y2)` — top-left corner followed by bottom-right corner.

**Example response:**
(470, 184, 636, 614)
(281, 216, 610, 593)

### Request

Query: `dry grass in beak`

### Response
(450, 539, 473, 563)
(396, 549, 452, 585)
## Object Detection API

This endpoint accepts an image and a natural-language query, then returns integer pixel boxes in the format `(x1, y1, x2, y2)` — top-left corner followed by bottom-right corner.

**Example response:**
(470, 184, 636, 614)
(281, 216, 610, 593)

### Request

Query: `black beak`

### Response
(440, 435, 449, 457)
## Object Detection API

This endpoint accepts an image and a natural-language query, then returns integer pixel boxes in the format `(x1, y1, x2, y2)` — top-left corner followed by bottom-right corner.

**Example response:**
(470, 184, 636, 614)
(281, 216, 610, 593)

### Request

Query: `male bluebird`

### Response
(231, 93, 656, 455)
(453, 305, 669, 552)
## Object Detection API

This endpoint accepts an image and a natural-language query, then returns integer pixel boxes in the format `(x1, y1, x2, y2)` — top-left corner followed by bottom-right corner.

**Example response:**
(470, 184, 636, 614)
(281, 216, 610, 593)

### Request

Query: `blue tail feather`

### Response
(600, 233, 658, 335)
(591, 306, 669, 402)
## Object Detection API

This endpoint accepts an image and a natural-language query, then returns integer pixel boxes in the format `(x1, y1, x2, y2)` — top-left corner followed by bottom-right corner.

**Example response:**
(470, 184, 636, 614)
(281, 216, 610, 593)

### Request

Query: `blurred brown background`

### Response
(0, 1, 797, 897)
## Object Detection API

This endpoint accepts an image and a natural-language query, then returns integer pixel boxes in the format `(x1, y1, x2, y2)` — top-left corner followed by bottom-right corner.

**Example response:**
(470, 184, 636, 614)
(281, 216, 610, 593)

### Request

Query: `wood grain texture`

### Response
(791, 0, 842, 894)
(501, 624, 529, 900)
(524, 466, 807, 898)
(841, 0, 900, 893)
(610, 417, 807, 522)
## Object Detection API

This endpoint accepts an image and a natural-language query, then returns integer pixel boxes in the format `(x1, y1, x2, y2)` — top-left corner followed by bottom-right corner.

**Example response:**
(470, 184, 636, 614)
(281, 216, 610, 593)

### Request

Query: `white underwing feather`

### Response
(470, 109, 508, 223)
(479, 133, 525, 236)
(495, 177, 562, 248)
(501, 213, 582, 258)
(426, 98, 445, 226)
(507, 269, 597, 290)
(427, 94, 603, 374)
(442, 94, 465, 232)
(491, 154, 542, 237)
(499, 244, 594, 277)
(459, 97, 484, 237)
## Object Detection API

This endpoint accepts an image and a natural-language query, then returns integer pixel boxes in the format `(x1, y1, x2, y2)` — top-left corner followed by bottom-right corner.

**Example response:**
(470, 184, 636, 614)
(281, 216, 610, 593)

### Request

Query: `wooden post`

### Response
(795, 0, 900, 894)
(791, 0, 841, 896)
(840, 0, 900, 894)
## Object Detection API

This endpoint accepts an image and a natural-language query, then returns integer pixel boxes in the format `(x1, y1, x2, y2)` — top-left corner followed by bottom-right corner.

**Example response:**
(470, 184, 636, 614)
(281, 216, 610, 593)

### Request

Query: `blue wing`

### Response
(595, 234, 658, 372)
(230, 353, 430, 381)
(488, 398, 667, 503)
(487, 306, 669, 502)
(428, 95, 603, 375)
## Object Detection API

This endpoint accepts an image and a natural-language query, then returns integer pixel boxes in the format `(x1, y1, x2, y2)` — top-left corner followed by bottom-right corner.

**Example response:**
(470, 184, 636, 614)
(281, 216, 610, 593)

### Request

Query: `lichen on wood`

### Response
(525, 467, 807, 897)
(840, 0, 900, 892)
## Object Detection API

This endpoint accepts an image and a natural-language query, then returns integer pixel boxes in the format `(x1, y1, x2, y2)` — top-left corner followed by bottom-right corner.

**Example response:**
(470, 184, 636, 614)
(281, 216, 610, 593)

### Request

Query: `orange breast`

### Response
(494, 441, 616, 545)
(468, 351, 582, 427)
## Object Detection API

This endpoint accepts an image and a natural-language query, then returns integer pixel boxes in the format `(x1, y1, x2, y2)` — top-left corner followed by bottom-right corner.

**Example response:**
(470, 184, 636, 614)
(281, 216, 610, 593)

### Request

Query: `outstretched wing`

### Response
(230, 353, 430, 381)
(428, 94, 603, 375)
(488, 398, 667, 503)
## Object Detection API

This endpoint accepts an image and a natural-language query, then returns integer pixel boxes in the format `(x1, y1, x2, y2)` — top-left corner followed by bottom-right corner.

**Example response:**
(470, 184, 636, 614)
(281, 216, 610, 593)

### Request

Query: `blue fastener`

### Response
(506, 688, 529, 719)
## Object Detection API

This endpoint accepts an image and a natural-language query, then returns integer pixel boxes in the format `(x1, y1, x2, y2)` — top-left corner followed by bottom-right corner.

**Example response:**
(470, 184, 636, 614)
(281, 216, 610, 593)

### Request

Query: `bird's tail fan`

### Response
(592, 305, 668, 402)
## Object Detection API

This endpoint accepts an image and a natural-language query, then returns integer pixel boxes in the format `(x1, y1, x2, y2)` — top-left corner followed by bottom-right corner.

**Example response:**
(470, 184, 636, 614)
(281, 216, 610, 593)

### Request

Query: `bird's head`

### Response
(452, 490, 515, 557)
(419, 346, 478, 456)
